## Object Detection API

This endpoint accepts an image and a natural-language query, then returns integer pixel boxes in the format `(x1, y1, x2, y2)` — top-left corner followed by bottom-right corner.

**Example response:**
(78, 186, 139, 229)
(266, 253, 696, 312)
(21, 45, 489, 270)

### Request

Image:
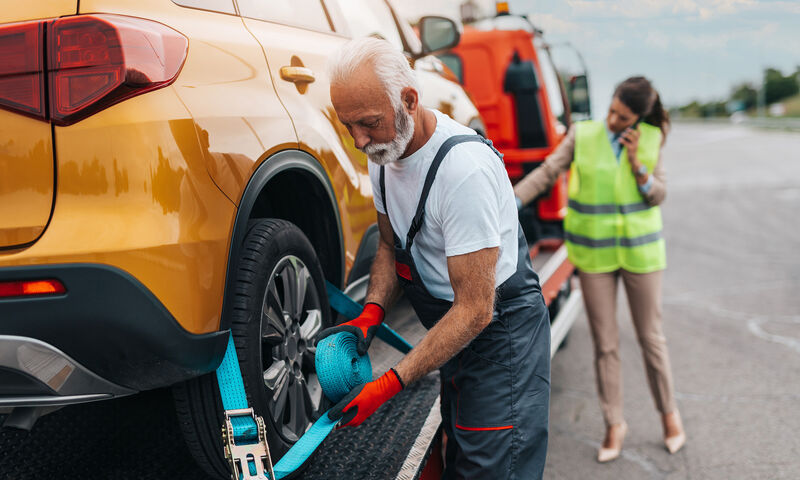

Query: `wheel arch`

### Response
(220, 149, 344, 332)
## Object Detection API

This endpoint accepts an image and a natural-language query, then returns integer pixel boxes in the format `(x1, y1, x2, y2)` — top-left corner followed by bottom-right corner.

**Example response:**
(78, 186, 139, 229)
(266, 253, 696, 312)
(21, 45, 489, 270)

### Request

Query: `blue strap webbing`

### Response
(216, 335, 258, 441)
(216, 282, 412, 479)
(325, 281, 413, 353)
(273, 331, 372, 477)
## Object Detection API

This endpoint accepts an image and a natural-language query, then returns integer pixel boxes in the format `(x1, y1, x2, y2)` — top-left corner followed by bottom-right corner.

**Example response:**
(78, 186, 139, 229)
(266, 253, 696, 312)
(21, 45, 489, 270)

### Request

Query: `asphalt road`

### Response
(1, 123, 798, 479)
(545, 123, 800, 479)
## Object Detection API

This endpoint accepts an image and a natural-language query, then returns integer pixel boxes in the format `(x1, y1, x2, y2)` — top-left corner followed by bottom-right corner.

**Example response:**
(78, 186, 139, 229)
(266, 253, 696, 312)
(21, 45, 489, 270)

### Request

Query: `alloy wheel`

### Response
(260, 255, 324, 442)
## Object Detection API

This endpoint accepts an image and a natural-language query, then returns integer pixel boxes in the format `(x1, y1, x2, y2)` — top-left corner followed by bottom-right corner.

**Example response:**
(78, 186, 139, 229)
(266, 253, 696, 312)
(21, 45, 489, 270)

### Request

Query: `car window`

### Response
(237, 0, 333, 32)
(533, 37, 566, 123)
(172, 0, 235, 15)
(438, 53, 463, 84)
(336, 0, 404, 50)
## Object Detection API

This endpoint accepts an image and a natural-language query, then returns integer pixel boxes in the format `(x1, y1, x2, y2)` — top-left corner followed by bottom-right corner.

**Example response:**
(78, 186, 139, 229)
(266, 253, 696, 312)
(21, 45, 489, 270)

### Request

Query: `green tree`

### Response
(730, 83, 757, 110)
(764, 67, 799, 105)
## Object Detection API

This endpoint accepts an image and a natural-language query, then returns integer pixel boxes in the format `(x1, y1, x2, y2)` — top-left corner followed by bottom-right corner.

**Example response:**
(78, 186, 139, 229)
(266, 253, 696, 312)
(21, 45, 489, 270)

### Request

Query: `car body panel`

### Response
(0, 2, 76, 24)
(0, 86, 236, 335)
(0, 112, 54, 248)
(243, 18, 375, 275)
(414, 56, 484, 134)
(79, 0, 300, 207)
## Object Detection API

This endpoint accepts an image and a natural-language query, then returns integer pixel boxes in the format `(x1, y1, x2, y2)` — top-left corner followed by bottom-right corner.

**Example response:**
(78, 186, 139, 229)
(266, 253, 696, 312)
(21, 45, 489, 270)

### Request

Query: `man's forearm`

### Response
(394, 302, 492, 385)
(365, 241, 401, 310)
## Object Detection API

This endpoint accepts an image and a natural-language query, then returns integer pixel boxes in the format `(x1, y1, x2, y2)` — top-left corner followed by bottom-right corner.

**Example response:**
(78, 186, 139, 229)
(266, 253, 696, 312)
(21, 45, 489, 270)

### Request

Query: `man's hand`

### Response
(329, 369, 404, 427)
(317, 303, 384, 355)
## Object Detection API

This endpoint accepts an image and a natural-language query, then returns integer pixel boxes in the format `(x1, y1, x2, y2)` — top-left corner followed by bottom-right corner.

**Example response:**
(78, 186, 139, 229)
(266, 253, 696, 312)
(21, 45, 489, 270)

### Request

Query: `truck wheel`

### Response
(172, 219, 332, 479)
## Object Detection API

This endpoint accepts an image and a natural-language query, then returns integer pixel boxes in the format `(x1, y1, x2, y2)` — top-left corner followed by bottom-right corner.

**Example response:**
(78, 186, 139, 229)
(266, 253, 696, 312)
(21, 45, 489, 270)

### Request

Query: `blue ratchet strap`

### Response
(271, 331, 372, 478)
(216, 282, 413, 479)
(325, 281, 413, 353)
(217, 335, 274, 479)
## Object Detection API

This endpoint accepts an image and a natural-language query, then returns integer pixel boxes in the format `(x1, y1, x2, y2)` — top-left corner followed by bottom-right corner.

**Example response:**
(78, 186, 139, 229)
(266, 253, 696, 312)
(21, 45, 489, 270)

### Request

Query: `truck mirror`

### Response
(419, 16, 461, 55)
(568, 74, 591, 117)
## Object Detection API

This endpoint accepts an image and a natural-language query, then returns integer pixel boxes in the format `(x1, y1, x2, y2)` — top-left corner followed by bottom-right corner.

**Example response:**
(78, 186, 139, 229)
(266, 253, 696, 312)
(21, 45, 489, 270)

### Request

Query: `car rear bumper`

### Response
(0, 263, 229, 401)
(0, 335, 135, 407)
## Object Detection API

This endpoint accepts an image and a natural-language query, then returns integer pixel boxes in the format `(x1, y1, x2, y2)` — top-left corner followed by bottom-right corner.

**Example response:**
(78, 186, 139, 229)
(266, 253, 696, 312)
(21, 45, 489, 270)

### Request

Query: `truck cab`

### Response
(439, 11, 591, 247)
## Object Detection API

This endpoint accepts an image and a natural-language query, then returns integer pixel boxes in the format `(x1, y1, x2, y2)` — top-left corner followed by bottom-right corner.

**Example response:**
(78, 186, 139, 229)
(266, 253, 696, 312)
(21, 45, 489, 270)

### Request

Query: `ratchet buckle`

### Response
(222, 408, 275, 480)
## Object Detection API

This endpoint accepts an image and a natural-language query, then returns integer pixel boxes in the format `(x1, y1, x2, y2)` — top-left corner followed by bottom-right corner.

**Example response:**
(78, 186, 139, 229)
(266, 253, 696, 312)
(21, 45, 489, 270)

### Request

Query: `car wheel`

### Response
(172, 218, 332, 479)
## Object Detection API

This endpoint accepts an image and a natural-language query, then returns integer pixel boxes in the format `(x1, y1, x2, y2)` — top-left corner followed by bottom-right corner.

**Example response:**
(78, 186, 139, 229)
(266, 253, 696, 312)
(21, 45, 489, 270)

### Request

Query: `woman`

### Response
(515, 76, 686, 462)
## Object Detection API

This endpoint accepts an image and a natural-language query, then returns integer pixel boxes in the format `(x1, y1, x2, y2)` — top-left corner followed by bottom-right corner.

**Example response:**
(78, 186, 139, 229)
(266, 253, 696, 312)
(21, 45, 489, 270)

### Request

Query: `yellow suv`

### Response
(0, 0, 475, 477)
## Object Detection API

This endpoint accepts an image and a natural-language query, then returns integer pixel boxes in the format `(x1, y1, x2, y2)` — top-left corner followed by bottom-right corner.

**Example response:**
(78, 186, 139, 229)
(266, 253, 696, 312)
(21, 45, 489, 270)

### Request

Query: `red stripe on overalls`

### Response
(395, 261, 412, 280)
(455, 424, 514, 431)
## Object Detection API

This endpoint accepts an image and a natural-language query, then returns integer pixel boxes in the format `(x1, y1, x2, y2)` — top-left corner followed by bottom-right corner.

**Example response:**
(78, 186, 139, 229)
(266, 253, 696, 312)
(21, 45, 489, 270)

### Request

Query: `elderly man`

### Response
(319, 37, 551, 478)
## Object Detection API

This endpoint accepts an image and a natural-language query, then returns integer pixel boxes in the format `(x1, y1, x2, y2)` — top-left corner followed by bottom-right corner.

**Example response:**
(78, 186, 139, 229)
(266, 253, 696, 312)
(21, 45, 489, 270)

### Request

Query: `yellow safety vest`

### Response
(564, 120, 666, 273)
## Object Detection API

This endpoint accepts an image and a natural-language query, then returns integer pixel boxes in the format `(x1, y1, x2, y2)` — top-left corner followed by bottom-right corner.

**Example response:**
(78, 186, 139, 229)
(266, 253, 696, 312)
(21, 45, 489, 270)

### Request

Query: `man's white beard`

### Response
(363, 105, 415, 166)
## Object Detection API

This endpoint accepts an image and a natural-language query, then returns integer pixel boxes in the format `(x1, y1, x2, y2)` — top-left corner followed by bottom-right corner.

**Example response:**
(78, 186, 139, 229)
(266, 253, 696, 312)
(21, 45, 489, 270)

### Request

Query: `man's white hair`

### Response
(329, 37, 420, 109)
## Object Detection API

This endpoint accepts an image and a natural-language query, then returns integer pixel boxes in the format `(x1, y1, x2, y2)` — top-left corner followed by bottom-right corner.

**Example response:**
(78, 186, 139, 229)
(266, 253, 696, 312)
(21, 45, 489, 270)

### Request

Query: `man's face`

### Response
(331, 65, 415, 165)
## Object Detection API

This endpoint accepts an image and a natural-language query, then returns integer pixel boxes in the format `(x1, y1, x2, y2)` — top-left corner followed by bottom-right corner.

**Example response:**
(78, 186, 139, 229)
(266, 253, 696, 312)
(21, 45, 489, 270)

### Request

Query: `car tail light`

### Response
(0, 279, 66, 298)
(49, 15, 188, 125)
(0, 15, 187, 125)
(0, 21, 46, 120)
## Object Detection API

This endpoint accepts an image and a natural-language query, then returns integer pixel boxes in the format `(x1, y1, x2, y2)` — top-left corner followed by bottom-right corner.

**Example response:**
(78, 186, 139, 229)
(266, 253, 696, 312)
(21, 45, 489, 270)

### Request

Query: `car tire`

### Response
(173, 218, 332, 479)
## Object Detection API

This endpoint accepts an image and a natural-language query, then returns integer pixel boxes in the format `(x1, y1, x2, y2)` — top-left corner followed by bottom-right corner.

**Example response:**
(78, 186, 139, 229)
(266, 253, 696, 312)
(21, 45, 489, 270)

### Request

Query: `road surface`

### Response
(545, 123, 800, 479)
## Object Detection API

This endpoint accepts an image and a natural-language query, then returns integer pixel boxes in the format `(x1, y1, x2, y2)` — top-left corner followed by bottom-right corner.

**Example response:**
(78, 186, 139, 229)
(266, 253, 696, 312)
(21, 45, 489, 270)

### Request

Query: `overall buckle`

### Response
(222, 408, 275, 480)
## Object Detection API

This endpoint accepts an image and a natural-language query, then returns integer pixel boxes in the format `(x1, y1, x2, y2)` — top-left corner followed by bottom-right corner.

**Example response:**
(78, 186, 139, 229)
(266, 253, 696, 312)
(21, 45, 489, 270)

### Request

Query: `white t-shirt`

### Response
(369, 110, 519, 301)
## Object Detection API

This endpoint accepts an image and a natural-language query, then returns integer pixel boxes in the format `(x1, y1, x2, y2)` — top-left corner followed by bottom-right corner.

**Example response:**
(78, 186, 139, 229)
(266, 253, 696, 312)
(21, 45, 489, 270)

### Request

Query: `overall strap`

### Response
(379, 165, 402, 247)
(406, 134, 495, 249)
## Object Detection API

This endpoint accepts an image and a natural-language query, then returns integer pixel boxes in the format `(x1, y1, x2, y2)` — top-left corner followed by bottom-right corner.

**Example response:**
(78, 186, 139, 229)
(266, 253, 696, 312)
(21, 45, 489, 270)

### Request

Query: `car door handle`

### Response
(280, 66, 316, 84)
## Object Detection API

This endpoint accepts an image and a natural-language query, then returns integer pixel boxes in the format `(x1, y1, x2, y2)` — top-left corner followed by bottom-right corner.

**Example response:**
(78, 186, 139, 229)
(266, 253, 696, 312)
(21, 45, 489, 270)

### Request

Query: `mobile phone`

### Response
(627, 117, 641, 132)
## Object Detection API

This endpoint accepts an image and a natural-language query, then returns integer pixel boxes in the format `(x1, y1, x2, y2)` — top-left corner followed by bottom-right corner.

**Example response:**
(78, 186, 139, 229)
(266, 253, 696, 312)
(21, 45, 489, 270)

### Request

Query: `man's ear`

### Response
(401, 87, 419, 114)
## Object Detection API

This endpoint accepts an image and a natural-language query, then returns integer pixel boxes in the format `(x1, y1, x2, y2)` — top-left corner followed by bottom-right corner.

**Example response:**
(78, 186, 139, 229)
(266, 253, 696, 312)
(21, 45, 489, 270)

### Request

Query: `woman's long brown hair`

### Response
(614, 76, 670, 140)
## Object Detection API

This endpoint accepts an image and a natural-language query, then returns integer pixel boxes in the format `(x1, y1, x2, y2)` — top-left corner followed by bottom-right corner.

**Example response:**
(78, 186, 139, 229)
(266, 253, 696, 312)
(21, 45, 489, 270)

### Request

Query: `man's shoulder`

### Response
(433, 109, 476, 136)
(434, 143, 501, 198)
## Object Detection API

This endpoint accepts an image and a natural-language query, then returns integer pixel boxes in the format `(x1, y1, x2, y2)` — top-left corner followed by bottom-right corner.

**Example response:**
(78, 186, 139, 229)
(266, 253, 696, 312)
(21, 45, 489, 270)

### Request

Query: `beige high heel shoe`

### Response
(597, 422, 628, 463)
(663, 411, 686, 454)
(664, 431, 686, 454)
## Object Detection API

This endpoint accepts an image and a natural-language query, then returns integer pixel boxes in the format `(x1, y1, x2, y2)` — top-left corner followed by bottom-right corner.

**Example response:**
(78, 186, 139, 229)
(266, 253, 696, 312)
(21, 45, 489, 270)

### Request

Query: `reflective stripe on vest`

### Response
(565, 120, 666, 273)
(567, 199, 651, 215)
(566, 230, 663, 248)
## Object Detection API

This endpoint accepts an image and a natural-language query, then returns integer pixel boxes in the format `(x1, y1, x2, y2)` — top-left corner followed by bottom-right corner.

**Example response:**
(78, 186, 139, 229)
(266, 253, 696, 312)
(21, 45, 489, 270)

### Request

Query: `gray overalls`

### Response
(380, 135, 551, 479)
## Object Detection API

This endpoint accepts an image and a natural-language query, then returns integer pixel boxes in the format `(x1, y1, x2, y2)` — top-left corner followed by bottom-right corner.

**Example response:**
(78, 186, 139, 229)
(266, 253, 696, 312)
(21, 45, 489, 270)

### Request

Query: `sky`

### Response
(397, 0, 800, 118)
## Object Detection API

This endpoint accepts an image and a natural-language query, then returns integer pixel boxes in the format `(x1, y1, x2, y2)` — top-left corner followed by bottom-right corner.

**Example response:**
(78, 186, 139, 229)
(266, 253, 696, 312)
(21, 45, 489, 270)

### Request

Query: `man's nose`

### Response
(352, 127, 370, 150)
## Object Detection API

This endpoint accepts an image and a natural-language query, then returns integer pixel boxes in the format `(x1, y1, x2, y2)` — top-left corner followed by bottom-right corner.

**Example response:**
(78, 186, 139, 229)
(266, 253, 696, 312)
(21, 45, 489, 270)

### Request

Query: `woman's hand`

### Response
(620, 126, 649, 185)
(619, 126, 640, 164)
